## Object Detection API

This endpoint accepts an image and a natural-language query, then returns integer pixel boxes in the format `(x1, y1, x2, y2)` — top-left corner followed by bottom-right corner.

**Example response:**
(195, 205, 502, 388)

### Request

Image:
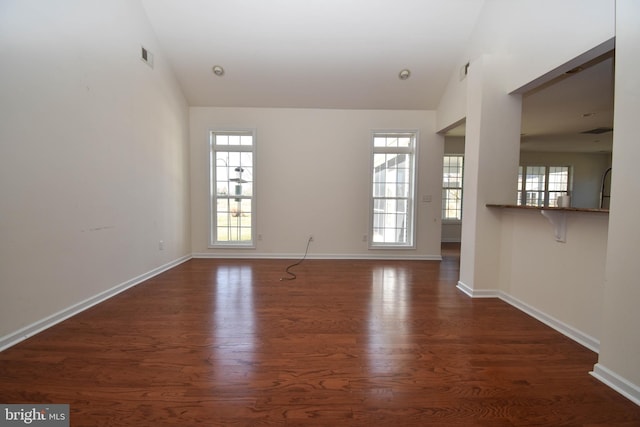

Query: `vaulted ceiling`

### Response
(141, 0, 614, 152)
(141, 0, 484, 110)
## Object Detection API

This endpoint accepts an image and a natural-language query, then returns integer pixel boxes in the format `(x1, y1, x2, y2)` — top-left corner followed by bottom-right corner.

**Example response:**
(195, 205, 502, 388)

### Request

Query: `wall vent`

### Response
(459, 62, 470, 81)
(141, 46, 154, 68)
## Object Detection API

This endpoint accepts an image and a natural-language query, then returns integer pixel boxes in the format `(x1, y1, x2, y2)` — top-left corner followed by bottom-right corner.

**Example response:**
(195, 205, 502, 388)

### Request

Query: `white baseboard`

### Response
(0, 255, 191, 352)
(499, 292, 600, 353)
(591, 363, 640, 406)
(456, 282, 599, 353)
(456, 281, 500, 298)
(193, 252, 442, 261)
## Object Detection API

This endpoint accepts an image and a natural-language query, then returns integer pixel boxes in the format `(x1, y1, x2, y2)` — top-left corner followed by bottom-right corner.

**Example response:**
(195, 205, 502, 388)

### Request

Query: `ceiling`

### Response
(141, 1, 614, 153)
(519, 54, 614, 153)
(141, 0, 484, 110)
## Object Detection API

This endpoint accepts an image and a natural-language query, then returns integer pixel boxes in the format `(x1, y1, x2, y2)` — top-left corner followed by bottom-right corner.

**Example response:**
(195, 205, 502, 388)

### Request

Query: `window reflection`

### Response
(368, 266, 410, 373)
(213, 265, 255, 380)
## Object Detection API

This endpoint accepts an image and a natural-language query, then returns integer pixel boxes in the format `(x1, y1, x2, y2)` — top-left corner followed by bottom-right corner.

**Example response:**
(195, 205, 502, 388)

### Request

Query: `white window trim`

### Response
(369, 130, 418, 250)
(208, 128, 257, 249)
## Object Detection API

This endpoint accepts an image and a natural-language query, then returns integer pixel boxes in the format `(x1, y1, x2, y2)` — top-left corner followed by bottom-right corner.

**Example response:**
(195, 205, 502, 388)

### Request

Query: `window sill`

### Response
(208, 244, 256, 249)
(369, 244, 416, 250)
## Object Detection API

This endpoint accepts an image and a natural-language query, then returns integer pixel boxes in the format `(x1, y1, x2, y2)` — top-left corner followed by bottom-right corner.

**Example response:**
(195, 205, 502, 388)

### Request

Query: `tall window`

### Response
(210, 130, 256, 247)
(371, 131, 417, 248)
(517, 165, 570, 207)
(442, 155, 464, 221)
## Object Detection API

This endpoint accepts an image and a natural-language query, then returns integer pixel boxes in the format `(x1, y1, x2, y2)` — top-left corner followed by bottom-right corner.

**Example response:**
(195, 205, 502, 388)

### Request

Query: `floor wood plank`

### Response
(1, 248, 639, 425)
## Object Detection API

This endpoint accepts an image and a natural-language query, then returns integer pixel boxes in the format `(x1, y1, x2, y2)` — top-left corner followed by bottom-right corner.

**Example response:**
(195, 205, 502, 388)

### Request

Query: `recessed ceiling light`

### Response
(399, 69, 411, 80)
(212, 65, 225, 76)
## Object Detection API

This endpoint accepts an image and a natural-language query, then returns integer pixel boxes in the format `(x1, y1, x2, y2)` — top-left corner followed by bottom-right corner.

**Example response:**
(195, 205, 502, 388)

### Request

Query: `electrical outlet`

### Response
(158, 240, 164, 250)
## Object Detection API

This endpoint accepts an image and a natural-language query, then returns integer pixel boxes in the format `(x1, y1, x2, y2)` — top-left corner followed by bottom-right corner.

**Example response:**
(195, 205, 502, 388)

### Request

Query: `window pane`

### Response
(397, 137, 411, 147)
(216, 198, 252, 242)
(215, 132, 253, 147)
(525, 166, 546, 191)
(517, 166, 523, 205)
(373, 154, 409, 198)
(442, 188, 462, 220)
(373, 134, 414, 148)
(372, 198, 408, 243)
(548, 166, 569, 207)
(548, 166, 569, 191)
(524, 166, 546, 207)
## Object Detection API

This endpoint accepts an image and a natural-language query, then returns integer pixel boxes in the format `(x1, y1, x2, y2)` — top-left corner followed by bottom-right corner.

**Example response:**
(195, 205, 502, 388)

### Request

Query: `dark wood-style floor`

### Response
(1, 244, 639, 426)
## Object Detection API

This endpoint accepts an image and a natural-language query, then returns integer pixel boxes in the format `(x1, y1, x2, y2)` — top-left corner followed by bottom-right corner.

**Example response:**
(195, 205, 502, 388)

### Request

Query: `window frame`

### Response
(517, 164, 572, 207)
(369, 130, 418, 249)
(442, 154, 464, 223)
(209, 129, 257, 249)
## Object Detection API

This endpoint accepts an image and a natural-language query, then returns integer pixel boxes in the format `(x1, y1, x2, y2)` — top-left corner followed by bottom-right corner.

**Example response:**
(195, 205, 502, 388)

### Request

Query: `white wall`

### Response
(463, 0, 615, 95)
(496, 209, 609, 350)
(440, 0, 640, 405)
(0, 0, 190, 344)
(594, 0, 640, 403)
(437, 0, 615, 133)
(190, 107, 443, 259)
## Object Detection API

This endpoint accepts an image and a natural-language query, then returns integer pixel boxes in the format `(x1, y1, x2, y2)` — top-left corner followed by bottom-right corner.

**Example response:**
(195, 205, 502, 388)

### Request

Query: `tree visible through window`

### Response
(371, 132, 417, 247)
(209, 130, 256, 247)
(442, 155, 464, 221)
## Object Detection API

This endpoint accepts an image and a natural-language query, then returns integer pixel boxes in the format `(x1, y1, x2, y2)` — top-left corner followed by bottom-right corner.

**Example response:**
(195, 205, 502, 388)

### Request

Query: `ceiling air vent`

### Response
(581, 127, 613, 135)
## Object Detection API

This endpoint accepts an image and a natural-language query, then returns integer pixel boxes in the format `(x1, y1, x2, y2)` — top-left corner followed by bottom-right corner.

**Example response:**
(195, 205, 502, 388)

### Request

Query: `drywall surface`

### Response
(0, 0, 190, 340)
(190, 107, 443, 259)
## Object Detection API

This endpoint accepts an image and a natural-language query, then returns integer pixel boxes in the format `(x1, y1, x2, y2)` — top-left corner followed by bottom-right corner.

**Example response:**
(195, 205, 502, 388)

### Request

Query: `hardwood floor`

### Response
(1, 247, 639, 426)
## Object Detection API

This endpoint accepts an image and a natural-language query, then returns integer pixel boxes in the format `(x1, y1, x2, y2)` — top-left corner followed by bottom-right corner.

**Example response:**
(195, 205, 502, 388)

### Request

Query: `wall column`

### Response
(591, 0, 640, 405)
(458, 54, 522, 296)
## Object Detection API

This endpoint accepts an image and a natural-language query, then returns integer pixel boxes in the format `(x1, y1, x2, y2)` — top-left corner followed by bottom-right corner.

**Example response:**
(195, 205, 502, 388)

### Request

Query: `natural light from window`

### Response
(209, 130, 256, 247)
(370, 132, 417, 248)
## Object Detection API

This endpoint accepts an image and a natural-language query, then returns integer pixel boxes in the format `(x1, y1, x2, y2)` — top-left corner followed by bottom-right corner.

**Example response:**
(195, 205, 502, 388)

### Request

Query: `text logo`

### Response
(1, 405, 69, 427)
